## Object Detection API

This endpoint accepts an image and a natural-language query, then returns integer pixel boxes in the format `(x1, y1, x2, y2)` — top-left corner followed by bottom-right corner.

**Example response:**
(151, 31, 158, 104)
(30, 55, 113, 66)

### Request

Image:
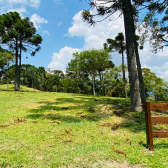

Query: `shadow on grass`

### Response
(25, 95, 168, 135)
(24, 94, 168, 150)
(27, 113, 82, 123)
(0, 86, 41, 93)
(26, 96, 123, 123)
(140, 142, 168, 150)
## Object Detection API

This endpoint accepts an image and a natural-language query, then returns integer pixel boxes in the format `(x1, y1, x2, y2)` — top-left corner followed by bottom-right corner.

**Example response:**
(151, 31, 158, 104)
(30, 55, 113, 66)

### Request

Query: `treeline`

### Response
(1, 62, 168, 101)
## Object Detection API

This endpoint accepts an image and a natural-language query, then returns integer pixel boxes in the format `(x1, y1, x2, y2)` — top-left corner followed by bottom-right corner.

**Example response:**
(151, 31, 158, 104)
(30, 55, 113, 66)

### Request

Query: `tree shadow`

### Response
(25, 95, 168, 135)
(26, 97, 121, 123)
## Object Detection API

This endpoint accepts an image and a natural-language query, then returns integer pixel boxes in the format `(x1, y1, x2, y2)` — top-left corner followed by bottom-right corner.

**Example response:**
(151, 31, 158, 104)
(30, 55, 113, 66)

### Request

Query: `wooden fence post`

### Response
(144, 102, 154, 150)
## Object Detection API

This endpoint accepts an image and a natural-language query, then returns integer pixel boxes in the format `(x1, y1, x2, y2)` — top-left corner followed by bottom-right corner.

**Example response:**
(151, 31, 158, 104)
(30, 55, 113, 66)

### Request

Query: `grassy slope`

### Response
(0, 84, 168, 168)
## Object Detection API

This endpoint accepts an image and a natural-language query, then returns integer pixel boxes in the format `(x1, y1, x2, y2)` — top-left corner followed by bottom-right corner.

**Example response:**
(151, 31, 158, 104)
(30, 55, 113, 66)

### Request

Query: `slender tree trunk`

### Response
(134, 36, 146, 106)
(18, 41, 22, 89)
(122, 0, 142, 112)
(92, 75, 96, 96)
(15, 40, 19, 91)
(102, 72, 105, 96)
(99, 71, 102, 95)
(121, 44, 127, 98)
(7, 60, 9, 91)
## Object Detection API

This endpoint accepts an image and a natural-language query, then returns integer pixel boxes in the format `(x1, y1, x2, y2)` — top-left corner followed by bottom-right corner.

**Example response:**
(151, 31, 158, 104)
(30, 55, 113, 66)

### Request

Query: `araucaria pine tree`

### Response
(0, 12, 43, 91)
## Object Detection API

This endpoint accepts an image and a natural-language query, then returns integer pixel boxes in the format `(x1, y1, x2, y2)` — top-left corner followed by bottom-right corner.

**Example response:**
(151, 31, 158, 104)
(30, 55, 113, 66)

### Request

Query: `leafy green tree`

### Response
(37, 67, 46, 91)
(44, 73, 55, 92)
(66, 61, 93, 95)
(0, 12, 43, 91)
(142, 68, 167, 100)
(0, 50, 14, 88)
(26, 66, 38, 89)
(52, 70, 64, 92)
(104, 65, 128, 97)
(153, 86, 168, 101)
(72, 49, 112, 95)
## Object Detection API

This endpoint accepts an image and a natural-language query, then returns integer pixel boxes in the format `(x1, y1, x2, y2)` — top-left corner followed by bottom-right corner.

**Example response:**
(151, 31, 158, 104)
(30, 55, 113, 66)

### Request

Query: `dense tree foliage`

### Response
(67, 49, 113, 95)
(142, 68, 168, 101)
(0, 48, 14, 90)
(104, 65, 129, 97)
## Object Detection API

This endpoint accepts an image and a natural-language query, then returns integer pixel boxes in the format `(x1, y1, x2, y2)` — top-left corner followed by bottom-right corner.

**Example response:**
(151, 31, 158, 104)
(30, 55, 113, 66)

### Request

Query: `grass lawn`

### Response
(0, 84, 168, 168)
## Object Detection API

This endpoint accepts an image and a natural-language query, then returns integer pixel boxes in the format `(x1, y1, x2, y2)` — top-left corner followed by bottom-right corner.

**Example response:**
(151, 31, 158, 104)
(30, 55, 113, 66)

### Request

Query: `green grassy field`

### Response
(1, 84, 168, 168)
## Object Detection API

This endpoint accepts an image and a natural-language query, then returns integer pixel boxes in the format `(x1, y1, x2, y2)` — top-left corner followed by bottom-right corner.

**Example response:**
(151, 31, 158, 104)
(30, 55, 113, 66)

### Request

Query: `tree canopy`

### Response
(0, 11, 43, 91)
(68, 49, 113, 95)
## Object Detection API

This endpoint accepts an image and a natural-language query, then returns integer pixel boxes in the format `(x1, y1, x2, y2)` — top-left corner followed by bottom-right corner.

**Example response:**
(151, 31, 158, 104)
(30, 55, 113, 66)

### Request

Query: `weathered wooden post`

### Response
(144, 102, 153, 150)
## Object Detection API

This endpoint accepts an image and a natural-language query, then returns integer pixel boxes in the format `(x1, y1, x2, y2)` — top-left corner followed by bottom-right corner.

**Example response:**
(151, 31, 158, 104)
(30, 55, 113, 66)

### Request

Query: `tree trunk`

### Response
(122, 0, 142, 112)
(134, 37, 146, 106)
(99, 71, 102, 95)
(7, 60, 9, 91)
(121, 43, 127, 98)
(15, 40, 19, 91)
(102, 72, 105, 96)
(92, 75, 96, 96)
(18, 41, 22, 89)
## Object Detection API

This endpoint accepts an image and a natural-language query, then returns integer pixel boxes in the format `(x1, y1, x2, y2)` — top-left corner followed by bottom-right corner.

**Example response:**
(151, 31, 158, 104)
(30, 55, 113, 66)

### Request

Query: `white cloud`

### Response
(53, 0, 62, 4)
(43, 30, 50, 36)
(58, 22, 62, 26)
(6, 0, 27, 4)
(29, 0, 41, 8)
(0, 0, 41, 8)
(68, 10, 125, 50)
(48, 47, 80, 70)
(30, 14, 48, 30)
(7, 7, 27, 16)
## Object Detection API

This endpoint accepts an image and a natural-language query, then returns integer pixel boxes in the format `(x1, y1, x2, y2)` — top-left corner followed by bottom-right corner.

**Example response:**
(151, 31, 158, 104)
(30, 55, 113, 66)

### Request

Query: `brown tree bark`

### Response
(134, 38, 146, 105)
(121, 43, 127, 98)
(15, 40, 19, 91)
(92, 75, 96, 96)
(18, 40, 22, 90)
(122, 0, 142, 112)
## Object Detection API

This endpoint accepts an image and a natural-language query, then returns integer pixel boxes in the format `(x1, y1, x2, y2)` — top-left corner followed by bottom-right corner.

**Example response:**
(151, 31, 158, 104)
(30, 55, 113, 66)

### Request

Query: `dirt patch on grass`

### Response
(68, 161, 147, 168)
(0, 124, 10, 127)
(93, 161, 147, 168)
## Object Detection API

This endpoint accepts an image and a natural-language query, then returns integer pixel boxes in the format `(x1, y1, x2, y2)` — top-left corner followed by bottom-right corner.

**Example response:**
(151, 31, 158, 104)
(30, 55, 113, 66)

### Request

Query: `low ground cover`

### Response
(0, 84, 168, 168)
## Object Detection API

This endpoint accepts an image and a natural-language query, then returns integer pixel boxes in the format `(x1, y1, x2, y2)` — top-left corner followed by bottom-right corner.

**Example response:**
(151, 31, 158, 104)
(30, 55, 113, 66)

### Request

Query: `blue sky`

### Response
(1, 0, 168, 81)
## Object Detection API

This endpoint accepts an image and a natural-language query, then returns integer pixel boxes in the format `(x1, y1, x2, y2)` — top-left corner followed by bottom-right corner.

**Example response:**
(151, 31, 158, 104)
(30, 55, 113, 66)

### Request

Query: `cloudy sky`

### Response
(0, 0, 168, 81)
